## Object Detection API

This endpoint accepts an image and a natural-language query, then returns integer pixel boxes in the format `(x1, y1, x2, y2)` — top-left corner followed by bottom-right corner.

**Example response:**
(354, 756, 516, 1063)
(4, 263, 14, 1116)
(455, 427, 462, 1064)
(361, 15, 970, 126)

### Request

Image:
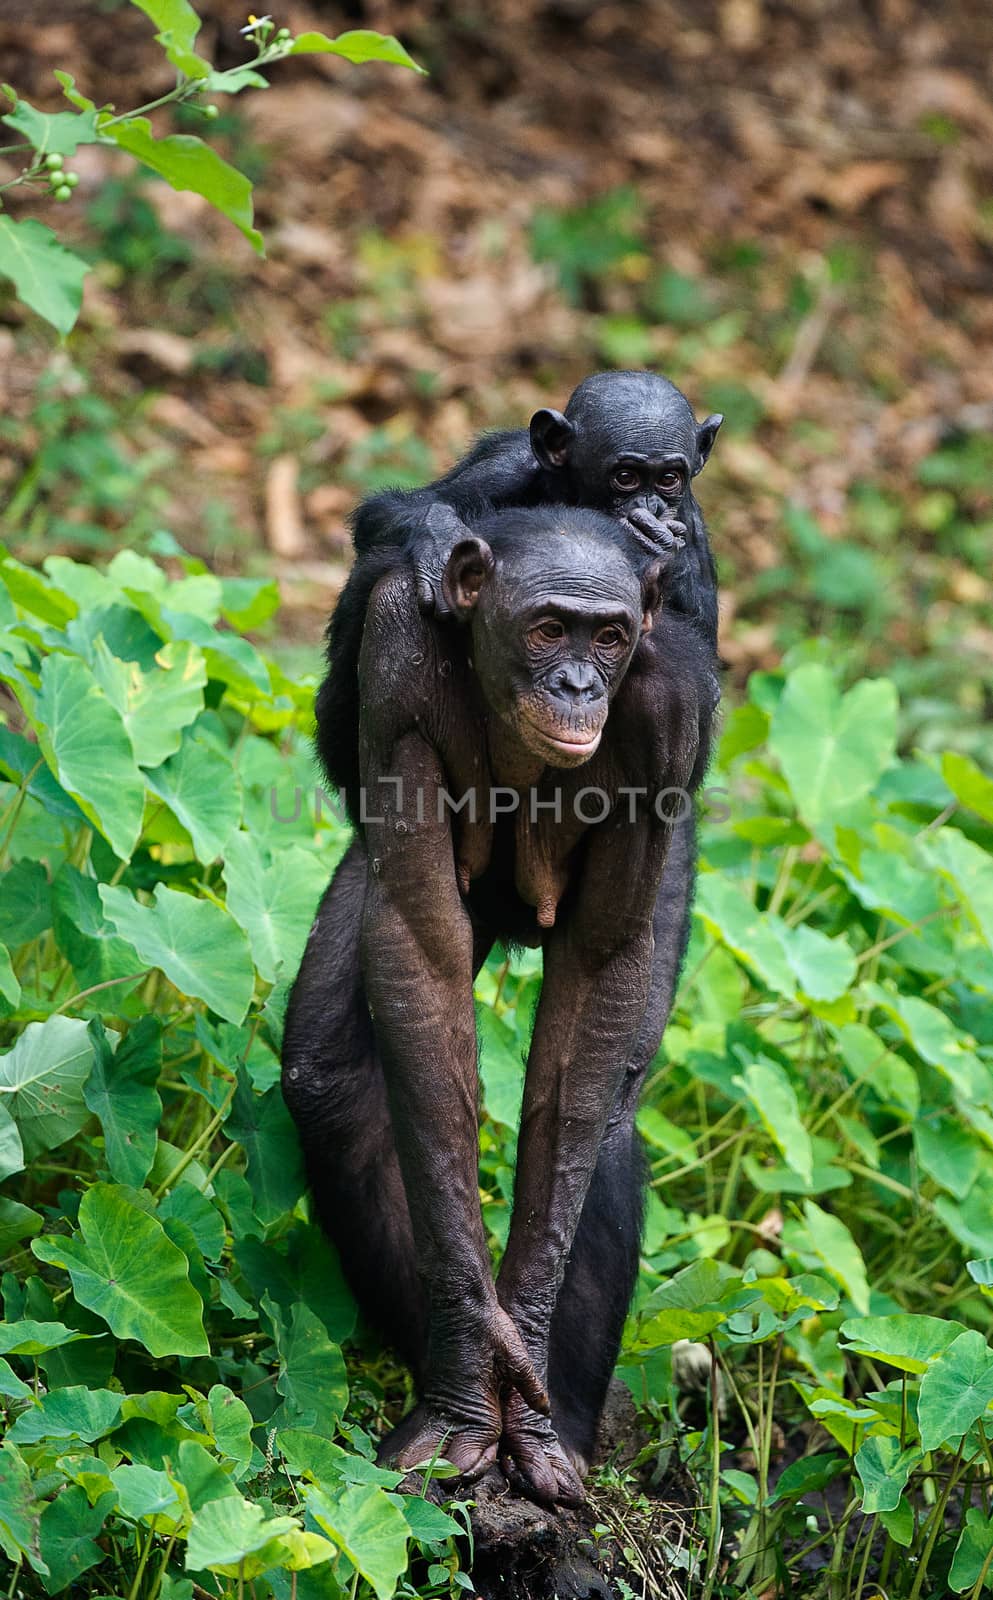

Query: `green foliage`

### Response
(0, 3, 423, 333)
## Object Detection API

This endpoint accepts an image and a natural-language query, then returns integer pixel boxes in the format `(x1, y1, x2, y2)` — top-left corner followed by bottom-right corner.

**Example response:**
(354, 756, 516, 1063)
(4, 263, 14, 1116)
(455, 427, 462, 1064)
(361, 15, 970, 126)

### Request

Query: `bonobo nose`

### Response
(551, 664, 602, 703)
(641, 494, 665, 517)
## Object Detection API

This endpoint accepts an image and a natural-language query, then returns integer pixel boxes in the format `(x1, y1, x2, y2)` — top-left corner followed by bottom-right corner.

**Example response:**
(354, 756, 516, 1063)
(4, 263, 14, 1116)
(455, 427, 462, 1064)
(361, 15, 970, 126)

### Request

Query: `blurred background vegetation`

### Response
(1, 0, 991, 748)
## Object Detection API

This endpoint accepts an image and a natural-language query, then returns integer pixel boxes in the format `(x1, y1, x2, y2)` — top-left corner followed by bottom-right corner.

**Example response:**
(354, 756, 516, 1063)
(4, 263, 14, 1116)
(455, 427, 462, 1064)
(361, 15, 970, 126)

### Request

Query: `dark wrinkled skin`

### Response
(283, 506, 718, 1508)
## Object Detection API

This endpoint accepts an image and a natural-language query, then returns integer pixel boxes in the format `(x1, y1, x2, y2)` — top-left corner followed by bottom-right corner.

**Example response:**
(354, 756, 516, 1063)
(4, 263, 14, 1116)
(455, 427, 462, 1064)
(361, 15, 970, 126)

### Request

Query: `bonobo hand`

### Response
(410, 503, 475, 617)
(379, 1302, 548, 1484)
(623, 507, 687, 560)
(499, 1391, 587, 1508)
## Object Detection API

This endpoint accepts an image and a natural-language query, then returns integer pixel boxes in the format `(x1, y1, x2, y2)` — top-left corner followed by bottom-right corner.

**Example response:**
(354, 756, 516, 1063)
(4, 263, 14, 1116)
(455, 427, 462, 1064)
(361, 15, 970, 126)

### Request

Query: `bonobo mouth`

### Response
(520, 713, 604, 767)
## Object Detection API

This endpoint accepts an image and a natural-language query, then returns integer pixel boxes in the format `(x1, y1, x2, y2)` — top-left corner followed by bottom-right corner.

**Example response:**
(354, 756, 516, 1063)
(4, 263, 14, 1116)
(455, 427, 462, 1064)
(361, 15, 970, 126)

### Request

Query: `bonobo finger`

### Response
(414, 573, 437, 614)
(499, 1339, 550, 1416)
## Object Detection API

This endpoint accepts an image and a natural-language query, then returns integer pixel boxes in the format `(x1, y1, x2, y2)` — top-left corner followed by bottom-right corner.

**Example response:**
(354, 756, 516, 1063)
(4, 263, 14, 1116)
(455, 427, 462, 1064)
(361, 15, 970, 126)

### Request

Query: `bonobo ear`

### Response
(640, 559, 664, 636)
(693, 414, 723, 476)
(530, 408, 576, 471)
(441, 538, 496, 620)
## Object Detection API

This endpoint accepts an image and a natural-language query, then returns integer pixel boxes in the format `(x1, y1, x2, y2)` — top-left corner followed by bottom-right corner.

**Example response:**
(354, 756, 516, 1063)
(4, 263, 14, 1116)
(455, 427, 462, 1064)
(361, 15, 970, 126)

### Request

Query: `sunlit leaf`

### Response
(0, 217, 89, 334)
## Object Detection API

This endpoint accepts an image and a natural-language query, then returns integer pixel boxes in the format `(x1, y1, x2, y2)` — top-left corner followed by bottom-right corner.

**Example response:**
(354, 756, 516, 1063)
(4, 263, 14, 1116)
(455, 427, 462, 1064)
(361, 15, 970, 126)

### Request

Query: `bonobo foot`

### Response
(623, 509, 687, 559)
(499, 1392, 586, 1508)
(379, 1303, 550, 1487)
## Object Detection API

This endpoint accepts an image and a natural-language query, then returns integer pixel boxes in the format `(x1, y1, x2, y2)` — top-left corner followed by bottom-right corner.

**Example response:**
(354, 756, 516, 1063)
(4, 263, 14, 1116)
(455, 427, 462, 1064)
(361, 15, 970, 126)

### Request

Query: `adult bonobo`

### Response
(321, 370, 722, 816)
(282, 505, 718, 1506)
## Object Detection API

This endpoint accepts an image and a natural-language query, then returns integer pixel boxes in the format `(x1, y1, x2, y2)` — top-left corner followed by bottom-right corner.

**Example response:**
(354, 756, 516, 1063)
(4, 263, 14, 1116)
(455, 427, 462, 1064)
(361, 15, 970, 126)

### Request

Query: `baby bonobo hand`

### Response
(623, 506, 687, 560)
(409, 503, 475, 617)
(379, 1302, 549, 1487)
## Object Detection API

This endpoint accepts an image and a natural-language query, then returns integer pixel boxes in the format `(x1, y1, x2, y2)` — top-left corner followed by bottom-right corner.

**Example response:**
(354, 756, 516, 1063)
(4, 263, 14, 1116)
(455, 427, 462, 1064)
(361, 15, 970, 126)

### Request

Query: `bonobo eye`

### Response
(528, 619, 565, 647)
(656, 469, 685, 496)
(594, 625, 628, 652)
(610, 466, 641, 494)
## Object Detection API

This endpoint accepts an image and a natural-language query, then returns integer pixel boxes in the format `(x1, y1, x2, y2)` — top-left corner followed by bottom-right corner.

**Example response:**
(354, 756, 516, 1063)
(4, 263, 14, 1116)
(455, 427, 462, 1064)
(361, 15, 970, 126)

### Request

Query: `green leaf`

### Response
(879, 1496, 915, 1548)
(737, 1060, 813, 1186)
(84, 1017, 162, 1186)
(1, 99, 102, 157)
(914, 1116, 979, 1200)
(34, 651, 144, 859)
(769, 664, 898, 826)
(38, 1486, 113, 1594)
(100, 884, 254, 1024)
(92, 638, 206, 768)
(0, 1321, 94, 1358)
(305, 1483, 410, 1600)
(0, 1440, 44, 1570)
(840, 1313, 967, 1373)
(0, 1016, 94, 1158)
(777, 922, 856, 1003)
(926, 828, 993, 952)
(0, 217, 89, 334)
(694, 873, 795, 996)
(104, 119, 262, 251)
(0, 1104, 23, 1184)
(32, 1182, 208, 1357)
(7, 1386, 122, 1445)
(290, 29, 425, 73)
(476, 1004, 525, 1130)
(111, 1463, 183, 1528)
(186, 1497, 298, 1574)
(207, 1385, 254, 1479)
(271, 1299, 349, 1432)
(0, 943, 19, 1009)
(226, 1070, 306, 1224)
(950, 1507, 993, 1593)
(0, 1198, 42, 1256)
(129, 0, 210, 77)
(854, 1436, 920, 1514)
(918, 1329, 993, 1451)
(223, 832, 323, 984)
(942, 752, 993, 824)
(633, 1259, 734, 1346)
(145, 728, 240, 861)
(800, 1202, 870, 1313)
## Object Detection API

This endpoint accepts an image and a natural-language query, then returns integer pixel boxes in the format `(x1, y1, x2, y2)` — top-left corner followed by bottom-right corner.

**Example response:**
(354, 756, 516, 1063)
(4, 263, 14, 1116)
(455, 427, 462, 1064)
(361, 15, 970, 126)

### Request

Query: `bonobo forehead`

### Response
(565, 369, 697, 461)
(486, 528, 642, 619)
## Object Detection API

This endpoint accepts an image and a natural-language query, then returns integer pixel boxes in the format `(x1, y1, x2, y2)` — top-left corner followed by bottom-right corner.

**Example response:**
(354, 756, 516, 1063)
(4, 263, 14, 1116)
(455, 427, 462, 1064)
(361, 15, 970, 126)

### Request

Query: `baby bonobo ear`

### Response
(640, 559, 664, 636)
(441, 538, 496, 620)
(530, 408, 576, 470)
(693, 413, 723, 476)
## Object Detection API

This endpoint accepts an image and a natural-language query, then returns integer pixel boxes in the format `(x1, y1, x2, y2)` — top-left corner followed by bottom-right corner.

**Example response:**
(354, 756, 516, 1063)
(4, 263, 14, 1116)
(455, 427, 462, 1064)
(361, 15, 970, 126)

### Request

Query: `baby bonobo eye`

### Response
(529, 619, 565, 647)
(610, 466, 641, 494)
(656, 469, 685, 496)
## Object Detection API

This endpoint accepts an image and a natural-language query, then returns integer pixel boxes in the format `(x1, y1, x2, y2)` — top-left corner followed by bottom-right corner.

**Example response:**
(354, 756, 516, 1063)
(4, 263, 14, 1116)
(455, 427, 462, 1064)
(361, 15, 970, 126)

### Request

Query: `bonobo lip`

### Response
(520, 713, 603, 766)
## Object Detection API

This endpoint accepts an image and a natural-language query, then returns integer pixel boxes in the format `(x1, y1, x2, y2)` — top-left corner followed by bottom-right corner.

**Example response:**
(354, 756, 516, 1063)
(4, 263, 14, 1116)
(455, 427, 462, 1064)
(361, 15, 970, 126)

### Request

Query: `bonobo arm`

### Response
(352, 430, 540, 612)
(494, 813, 673, 1503)
(358, 581, 546, 1479)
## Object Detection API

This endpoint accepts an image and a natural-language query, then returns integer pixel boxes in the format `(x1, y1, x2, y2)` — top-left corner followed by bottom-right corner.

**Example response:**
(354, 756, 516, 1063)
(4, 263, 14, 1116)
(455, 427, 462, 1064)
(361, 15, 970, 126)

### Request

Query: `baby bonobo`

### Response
(282, 505, 718, 1507)
(352, 368, 722, 644)
(318, 369, 722, 819)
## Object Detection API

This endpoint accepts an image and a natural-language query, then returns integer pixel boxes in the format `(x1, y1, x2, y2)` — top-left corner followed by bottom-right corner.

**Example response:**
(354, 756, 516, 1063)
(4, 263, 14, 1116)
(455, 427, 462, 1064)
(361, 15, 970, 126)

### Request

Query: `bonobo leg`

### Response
(546, 815, 697, 1471)
(281, 838, 427, 1376)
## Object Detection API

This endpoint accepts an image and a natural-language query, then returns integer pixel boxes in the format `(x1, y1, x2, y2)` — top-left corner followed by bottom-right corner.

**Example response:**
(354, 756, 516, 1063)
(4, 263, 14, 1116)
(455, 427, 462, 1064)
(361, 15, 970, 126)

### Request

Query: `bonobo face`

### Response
(530, 369, 722, 526)
(442, 529, 658, 769)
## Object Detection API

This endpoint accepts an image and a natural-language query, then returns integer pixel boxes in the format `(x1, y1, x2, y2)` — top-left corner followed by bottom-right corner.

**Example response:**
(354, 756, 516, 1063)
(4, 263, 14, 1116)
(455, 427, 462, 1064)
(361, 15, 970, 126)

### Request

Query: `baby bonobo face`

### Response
(458, 531, 648, 768)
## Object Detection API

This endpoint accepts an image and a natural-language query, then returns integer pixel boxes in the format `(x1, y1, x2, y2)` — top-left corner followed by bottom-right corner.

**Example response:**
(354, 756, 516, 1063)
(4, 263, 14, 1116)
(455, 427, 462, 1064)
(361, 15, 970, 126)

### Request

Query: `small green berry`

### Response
(276, 26, 291, 39)
(203, 103, 219, 120)
(54, 184, 72, 202)
(64, 171, 79, 189)
(44, 152, 63, 171)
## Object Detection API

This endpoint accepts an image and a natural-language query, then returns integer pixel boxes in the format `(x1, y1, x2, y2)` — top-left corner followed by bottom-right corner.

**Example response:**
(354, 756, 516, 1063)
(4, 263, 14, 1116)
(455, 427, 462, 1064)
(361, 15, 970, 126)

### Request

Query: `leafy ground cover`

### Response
(1, 537, 993, 1598)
